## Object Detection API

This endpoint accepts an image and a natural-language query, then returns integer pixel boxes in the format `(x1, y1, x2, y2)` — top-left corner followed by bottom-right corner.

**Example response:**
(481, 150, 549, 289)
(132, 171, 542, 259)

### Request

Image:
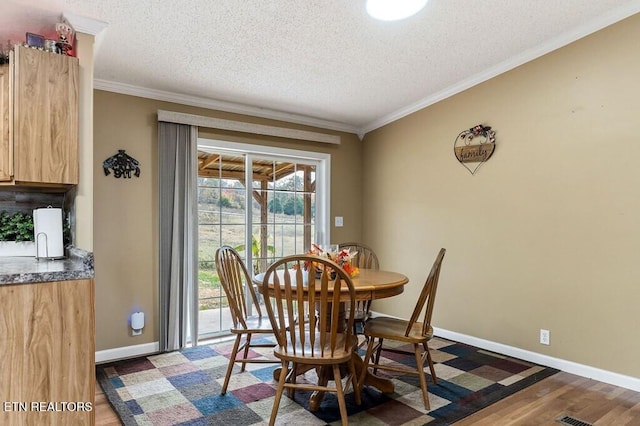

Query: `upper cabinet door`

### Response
(0, 64, 11, 181)
(13, 46, 79, 185)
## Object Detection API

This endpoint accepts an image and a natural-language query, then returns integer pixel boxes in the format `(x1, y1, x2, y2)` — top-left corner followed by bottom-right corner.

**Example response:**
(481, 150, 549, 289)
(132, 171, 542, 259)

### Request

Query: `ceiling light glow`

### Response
(366, 0, 429, 21)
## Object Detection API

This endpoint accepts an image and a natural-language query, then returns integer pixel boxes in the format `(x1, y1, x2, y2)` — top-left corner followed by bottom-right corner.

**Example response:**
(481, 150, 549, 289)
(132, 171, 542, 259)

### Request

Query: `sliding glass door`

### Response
(196, 139, 330, 339)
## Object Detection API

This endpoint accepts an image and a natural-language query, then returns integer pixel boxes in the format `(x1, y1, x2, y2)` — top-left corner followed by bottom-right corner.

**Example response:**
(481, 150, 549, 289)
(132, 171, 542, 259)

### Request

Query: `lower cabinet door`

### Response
(0, 279, 95, 426)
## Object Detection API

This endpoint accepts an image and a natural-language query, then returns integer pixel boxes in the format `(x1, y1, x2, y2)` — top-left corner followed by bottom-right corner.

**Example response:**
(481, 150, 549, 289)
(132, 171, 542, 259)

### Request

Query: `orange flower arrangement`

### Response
(307, 244, 360, 278)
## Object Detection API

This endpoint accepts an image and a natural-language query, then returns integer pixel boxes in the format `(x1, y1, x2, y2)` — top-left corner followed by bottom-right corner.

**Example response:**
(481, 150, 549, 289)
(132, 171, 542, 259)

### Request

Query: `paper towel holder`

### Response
(35, 232, 49, 261)
(33, 206, 65, 261)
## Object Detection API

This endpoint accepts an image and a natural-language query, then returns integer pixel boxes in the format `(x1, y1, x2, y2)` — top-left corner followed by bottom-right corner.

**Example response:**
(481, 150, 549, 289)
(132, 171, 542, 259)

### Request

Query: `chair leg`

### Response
(348, 357, 361, 406)
(333, 364, 349, 426)
(359, 337, 376, 392)
(423, 342, 437, 384)
(364, 334, 371, 349)
(373, 338, 384, 375)
(414, 343, 430, 410)
(287, 363, 297, 399)
(269, 361, 288, 426)
(221, 333, 242, 394)
(355, 320, 370, 350)
(240, 333, 252, 372)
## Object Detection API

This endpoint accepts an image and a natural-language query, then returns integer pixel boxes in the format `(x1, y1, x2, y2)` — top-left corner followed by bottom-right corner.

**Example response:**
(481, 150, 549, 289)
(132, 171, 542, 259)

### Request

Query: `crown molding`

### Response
(62, 12, 109, 36)
(360, 2, 640, 135)
(94, 79, 359, 136)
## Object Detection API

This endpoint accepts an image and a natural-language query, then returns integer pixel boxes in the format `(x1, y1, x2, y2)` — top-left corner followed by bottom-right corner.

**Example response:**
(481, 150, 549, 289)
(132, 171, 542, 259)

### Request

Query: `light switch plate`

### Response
(335, 216, 344, 227)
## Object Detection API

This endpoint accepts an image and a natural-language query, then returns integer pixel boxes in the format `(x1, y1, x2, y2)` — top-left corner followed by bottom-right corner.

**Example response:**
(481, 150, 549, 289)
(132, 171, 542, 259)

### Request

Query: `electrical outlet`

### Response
(540, 329, 550, 345)
(335, 216, 344, 227)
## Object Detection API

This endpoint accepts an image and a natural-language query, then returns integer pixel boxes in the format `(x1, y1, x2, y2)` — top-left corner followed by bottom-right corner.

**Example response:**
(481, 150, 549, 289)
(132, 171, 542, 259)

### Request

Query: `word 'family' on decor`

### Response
(454, 124, 497, 175)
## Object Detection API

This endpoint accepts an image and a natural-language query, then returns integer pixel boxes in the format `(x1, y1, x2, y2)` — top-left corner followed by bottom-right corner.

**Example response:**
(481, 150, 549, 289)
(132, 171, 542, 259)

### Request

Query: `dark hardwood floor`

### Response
(456, 371, 640, 425)
(95, 371, 640, 425)
(95, 384, 122, 426)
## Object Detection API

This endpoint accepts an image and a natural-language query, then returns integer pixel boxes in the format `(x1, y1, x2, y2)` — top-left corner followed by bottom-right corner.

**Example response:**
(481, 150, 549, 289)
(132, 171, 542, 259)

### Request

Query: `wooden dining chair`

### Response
(358, 248, 446, 411)
(261, 255, 361, 426)
(215, 245, 279, 394)
(338, 242, 380, 337)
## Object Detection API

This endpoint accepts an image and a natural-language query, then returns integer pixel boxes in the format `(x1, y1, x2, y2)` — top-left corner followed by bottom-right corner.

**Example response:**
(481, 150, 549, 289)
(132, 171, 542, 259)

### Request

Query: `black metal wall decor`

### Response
(454, 124, 496, 175)
(103, 150, 141, 179)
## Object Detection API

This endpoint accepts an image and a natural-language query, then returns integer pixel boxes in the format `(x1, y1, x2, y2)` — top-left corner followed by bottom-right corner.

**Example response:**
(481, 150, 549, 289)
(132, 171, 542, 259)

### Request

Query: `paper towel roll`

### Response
(33, 207, 64, 259)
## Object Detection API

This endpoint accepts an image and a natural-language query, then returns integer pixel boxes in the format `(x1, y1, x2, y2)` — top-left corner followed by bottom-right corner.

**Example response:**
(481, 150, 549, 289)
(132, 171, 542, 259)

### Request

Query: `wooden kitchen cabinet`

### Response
(0, 279, 95, 426)
(0, 63, 10, 181)
(0, 45, 79, 186)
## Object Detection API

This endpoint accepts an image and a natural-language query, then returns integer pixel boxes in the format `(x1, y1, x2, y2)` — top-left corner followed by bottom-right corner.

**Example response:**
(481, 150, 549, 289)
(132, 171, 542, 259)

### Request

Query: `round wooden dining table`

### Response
(254, 268, 407, 301)
(253, 268, 408, 411)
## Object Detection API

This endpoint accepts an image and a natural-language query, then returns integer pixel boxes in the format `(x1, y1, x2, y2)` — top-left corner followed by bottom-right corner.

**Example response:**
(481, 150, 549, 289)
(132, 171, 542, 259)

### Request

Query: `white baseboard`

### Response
(95, 342, 160, 364)
(433, 327, 640, 393)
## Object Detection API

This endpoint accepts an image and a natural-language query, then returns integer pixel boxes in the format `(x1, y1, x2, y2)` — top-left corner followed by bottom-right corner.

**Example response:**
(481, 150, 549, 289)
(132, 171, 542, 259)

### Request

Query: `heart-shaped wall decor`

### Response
(454, 124, 496, 175)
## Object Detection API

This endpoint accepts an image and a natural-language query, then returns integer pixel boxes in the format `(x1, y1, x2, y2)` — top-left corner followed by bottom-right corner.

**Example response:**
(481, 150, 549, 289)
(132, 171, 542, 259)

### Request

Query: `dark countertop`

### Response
(0, 247, 94, 284)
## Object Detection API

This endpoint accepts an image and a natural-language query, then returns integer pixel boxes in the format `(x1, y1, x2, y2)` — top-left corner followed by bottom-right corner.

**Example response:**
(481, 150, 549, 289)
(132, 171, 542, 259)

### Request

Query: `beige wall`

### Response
(363, 14, 640, 378)
(93, 93, 363, 351)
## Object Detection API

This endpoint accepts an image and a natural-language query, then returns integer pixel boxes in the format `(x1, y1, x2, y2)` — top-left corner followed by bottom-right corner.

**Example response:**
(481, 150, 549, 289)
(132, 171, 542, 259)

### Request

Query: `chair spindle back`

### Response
(215, 245, 263, 329)
(338, 242, 380, 270)
(262, 255, 356, 358)
(405, 248, 446, 337)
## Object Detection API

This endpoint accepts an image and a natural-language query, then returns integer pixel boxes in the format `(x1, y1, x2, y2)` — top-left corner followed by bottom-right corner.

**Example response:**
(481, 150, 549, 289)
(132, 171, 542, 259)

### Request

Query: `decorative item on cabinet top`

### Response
(26, 32, 45, 49)
(0, 41, 9, 64)
(103, 150, 141, 179)
(55, 22, 74, 56)
(454, 124, 496, 175)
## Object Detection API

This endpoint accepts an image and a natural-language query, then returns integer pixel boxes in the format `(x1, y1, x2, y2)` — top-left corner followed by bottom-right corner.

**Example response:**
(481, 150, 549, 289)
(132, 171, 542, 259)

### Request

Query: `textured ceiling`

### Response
(2, 0, 640, 135)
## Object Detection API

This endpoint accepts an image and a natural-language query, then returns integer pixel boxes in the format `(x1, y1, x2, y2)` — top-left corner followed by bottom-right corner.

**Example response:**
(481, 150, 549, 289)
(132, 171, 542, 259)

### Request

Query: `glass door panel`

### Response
(197, 154, 247, 338)
(197, 143, 324, 341)
(251, 160, 316, 275)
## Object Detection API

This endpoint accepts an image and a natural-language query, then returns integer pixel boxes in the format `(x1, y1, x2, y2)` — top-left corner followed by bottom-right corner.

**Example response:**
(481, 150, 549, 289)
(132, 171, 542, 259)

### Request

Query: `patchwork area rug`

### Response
(96, 336, 559, 425)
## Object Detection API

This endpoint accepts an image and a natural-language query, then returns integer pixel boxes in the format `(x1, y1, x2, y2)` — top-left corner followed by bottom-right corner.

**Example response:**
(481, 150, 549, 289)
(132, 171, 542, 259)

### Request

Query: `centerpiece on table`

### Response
(306, 244, 360, 279)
